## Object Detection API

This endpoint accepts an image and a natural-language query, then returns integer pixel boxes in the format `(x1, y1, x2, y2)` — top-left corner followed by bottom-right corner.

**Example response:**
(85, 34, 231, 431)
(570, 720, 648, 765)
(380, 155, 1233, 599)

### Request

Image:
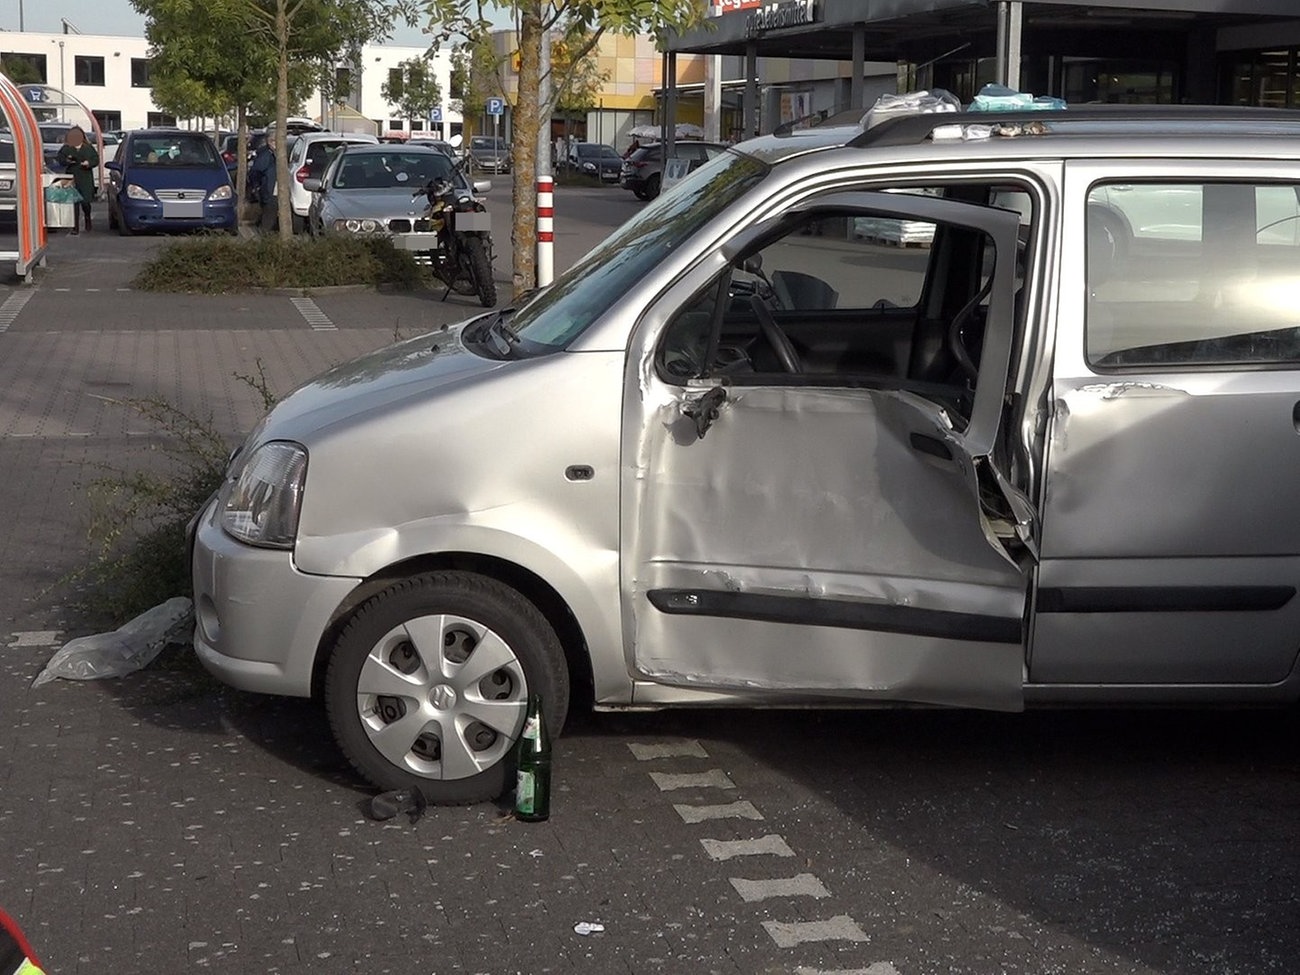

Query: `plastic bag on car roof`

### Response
(864, 89, 961, 129)
(970, 83, 1067, 113)
(31, 597, 194, 689)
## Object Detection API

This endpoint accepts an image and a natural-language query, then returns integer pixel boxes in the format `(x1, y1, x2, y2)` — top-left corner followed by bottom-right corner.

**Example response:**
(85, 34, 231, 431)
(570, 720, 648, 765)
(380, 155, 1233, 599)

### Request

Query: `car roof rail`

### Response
(848, 105, 1300, 149)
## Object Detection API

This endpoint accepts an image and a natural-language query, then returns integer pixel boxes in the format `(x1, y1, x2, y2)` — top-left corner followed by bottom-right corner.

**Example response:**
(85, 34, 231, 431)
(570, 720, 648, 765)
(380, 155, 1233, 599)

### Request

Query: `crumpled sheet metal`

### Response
(624, 384, 1025, 709)
(32, 597, 194, 689)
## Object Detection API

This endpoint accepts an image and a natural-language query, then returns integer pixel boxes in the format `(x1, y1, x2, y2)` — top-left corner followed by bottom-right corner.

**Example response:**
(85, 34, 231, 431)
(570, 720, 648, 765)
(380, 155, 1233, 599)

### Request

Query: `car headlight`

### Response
(218, 441, 307, 548)
(209, 184, 233, 201)
(582, 162, 596, 171)
(125, 183, 152, 200)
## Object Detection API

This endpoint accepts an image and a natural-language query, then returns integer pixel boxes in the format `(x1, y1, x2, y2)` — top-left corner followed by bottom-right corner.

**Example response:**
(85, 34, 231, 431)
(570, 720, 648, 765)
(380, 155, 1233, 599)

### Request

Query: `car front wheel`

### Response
(324, 571, 569, 805)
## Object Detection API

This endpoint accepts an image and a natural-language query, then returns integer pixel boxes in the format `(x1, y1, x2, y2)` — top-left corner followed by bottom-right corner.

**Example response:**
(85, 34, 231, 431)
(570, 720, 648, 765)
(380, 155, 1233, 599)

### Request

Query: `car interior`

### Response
(656, 181, 1034, 427)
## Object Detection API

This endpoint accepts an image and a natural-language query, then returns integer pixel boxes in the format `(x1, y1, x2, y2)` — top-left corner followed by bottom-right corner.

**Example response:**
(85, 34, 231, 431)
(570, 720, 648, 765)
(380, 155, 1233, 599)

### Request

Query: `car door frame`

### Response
(620, 188, 1035, 710)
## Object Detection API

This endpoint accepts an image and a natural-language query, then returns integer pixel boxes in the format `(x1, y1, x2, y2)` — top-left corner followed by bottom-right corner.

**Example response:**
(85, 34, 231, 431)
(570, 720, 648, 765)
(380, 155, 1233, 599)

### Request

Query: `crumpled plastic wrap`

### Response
(865, 89, 961, 129)
(32, 597, 194, 689)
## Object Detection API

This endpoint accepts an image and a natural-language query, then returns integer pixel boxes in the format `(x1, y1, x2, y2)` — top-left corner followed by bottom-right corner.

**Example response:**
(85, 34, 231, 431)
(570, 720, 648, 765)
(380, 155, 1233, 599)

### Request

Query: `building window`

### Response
(131, 58, 152, 87)
(146, 112, 176, 127)
(74, 55, 105, 86)
(0, 51, 47, 84)
(388, 119, 404, 130)
(1227, 49, 1299, 108)
(410, 120, 424, 132)
(335, 67, 352, 98)
(94, 110, 122, 131)
(388, 67, 403, 90)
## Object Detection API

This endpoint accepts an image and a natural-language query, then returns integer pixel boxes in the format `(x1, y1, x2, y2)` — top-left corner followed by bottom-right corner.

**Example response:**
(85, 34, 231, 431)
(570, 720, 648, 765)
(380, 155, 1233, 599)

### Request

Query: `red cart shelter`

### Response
(0, 74, 48, 281)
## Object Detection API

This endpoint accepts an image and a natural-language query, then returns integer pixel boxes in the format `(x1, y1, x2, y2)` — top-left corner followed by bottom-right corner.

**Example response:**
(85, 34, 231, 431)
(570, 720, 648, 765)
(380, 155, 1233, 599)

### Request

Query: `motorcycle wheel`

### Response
(464, 236, 497, 308)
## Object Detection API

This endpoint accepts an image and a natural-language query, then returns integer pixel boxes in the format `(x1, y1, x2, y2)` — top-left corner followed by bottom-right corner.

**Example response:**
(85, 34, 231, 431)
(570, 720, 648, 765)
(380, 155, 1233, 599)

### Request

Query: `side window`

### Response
(655, 182, 1029, 423)
(1087, 181, 1300, 368)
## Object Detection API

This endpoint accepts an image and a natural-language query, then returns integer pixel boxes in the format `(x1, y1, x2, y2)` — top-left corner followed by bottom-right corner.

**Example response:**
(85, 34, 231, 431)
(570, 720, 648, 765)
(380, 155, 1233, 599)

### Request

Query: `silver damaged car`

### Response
(193, 105, 1300, 804)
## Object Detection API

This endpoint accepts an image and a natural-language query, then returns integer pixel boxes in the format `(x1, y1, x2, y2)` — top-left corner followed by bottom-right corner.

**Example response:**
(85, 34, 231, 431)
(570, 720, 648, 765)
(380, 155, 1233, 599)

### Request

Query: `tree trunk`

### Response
(511, 5, 543, 296)
(235, 105, 249, 226)
(275, 0, 292, 239)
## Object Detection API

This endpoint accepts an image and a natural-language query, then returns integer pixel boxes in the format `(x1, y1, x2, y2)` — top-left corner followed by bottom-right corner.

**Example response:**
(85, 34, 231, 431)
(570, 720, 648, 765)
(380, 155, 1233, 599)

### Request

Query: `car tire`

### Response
(324, 571, 569, 805)
(632, 186, 649, 201)
(117, 214, 134, 237)
(291, 212, 306, 235)
(645, 174, 662, 200)
(107, 205, 118, 230)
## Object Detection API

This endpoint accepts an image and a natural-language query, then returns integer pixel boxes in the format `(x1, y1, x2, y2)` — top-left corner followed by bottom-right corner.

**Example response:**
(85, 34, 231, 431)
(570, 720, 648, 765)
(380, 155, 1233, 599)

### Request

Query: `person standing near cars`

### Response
(249, 133, 277, 232)
(55, 126, 98, 235)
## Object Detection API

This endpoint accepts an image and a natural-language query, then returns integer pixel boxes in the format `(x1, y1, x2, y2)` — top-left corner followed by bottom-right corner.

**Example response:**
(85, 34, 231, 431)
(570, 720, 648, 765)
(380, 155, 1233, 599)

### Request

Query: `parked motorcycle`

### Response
(411, 175, 497, 308)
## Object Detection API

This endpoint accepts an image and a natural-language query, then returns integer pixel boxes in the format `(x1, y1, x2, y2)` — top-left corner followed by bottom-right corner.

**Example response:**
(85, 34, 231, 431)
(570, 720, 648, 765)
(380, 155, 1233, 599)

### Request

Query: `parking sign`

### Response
(486, 97, 504, 116)
(430, 106, 442, 123)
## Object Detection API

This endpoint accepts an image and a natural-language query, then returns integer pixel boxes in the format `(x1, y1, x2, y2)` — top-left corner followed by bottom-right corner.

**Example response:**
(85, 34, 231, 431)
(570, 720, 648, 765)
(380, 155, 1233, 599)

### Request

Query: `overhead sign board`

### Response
(745, 0, 821, 35)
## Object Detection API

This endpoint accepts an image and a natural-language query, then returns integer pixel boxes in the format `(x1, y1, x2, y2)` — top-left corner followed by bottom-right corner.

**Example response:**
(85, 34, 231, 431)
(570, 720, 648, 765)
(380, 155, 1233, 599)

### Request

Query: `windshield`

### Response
(39, 126, 71, 144)
(129, 135, 220, 167)
(508, 149, 767, 352)
(332, 151, 453, 189)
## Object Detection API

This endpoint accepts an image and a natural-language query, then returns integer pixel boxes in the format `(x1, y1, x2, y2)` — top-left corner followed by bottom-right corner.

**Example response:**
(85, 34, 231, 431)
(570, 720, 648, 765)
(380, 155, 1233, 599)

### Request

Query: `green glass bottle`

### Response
(514, 694, 551, 822)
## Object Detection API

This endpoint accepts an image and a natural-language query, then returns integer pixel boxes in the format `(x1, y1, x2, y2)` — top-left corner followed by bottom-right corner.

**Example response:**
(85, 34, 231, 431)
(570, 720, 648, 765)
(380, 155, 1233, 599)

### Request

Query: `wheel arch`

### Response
(310, 551, 594, 707)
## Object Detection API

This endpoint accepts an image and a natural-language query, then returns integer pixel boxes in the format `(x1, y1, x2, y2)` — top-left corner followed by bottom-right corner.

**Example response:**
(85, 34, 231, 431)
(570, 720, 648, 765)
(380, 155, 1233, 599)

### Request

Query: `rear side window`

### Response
(1087, 181, 1300, 368)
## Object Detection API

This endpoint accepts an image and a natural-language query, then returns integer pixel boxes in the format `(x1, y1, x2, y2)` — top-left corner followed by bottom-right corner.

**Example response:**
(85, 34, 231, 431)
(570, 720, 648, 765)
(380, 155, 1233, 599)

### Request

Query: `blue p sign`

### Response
(430, 106, 442, 123)
(486, 97, 504, 116)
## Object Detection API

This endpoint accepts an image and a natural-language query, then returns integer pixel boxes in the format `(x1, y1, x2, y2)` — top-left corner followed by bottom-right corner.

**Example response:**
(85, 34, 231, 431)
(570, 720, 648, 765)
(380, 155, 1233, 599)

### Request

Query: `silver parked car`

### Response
(193, 105, 1300, 804)
(303, 144, 485, 245)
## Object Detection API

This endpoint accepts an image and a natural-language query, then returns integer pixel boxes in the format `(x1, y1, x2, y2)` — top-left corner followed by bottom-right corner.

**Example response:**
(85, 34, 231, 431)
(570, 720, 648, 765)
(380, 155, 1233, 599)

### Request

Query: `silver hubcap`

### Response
(356, 614, 527, 780)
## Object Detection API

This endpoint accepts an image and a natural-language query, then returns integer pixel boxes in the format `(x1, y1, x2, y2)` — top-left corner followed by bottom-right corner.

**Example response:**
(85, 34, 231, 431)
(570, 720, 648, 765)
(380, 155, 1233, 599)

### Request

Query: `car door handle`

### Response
(909, 432, 953, 462)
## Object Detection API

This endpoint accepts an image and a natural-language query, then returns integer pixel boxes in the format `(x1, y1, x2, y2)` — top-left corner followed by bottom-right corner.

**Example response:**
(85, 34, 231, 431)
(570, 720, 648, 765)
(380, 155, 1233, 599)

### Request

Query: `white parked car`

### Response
(287, 131, 379, 234)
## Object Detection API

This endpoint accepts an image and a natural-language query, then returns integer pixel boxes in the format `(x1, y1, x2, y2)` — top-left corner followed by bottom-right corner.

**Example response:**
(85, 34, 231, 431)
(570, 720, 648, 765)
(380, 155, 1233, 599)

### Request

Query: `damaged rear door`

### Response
(622, 190, 1033, 710)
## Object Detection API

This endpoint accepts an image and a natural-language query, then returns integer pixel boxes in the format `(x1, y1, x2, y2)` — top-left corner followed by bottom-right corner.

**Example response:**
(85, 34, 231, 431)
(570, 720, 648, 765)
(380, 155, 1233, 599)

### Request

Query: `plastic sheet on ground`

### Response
(31, 597, 194, 689)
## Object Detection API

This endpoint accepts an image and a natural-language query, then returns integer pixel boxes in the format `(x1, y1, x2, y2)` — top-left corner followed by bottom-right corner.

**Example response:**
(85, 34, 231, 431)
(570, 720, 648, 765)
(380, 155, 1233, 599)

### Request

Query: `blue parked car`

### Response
(107, 130, 237, 236)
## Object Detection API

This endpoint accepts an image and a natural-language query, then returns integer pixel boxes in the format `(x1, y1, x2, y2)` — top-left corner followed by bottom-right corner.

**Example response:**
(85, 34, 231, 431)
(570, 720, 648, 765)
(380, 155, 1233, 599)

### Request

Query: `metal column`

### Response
(745, 41, 759, 137)
(665, 51, 677, 159)
(851, 24, 866, 110)
(995, 1, 1023, 90)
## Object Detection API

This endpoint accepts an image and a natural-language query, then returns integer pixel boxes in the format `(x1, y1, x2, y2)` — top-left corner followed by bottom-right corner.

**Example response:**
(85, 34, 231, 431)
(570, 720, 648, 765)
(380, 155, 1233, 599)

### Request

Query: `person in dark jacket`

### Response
(249, 134, 278, 232)
(55, 126, 98, 235)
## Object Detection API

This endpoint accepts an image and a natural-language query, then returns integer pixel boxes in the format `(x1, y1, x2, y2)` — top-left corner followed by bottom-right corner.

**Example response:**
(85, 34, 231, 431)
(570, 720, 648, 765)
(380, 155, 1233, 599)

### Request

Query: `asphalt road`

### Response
(1, 188, 1298, 975)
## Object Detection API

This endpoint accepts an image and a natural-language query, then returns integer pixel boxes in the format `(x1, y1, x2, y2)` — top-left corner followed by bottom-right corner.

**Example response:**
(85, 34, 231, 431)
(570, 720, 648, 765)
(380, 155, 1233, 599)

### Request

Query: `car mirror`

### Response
(105, 161, 121, 172)
(473, 180, 491, 194)
(303, 178, 322, 192)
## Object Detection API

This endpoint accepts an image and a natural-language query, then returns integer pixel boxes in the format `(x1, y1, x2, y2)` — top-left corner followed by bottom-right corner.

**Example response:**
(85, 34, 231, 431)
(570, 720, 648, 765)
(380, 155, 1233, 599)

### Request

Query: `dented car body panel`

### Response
(193, 110, 1300, 715)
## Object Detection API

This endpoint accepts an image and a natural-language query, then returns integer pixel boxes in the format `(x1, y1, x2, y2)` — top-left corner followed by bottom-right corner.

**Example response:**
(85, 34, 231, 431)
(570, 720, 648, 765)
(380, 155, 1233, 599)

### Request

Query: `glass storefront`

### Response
(1226, 49, 1300, 108)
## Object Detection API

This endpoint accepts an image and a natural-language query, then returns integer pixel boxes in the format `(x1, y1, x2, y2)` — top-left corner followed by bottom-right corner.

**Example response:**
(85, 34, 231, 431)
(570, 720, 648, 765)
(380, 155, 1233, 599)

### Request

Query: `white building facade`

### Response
(0, 30, 461, 136)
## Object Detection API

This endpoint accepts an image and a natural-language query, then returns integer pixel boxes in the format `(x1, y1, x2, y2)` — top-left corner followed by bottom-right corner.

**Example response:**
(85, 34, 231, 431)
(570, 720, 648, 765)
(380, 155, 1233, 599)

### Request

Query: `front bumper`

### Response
(121, 198, 236, 232)
(191, 500, 361, 697)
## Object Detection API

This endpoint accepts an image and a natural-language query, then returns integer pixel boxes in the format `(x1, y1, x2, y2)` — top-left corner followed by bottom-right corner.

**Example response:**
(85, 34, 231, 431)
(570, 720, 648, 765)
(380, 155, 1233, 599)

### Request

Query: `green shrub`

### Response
(133, 234, 425, 293)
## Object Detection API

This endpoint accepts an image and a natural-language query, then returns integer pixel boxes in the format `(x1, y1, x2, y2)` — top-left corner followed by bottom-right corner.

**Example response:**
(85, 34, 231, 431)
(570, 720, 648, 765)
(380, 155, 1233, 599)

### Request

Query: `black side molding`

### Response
(1037, 586, 1295, 613)
(647, 589, 1022, 644)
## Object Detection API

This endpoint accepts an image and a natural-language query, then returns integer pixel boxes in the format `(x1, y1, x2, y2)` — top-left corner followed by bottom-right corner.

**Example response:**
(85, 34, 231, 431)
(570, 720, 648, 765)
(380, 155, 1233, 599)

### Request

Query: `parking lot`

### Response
(1, 187, 1298, 974)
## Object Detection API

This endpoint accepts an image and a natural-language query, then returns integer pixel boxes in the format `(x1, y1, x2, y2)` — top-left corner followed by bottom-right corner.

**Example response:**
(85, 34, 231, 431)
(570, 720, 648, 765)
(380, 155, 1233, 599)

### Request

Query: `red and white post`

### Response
(536, 175, 554, 287)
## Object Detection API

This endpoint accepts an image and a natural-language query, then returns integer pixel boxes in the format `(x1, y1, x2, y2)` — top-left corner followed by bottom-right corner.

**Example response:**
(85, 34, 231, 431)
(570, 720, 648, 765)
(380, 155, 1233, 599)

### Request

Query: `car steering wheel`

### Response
(748, 295, 801, 374)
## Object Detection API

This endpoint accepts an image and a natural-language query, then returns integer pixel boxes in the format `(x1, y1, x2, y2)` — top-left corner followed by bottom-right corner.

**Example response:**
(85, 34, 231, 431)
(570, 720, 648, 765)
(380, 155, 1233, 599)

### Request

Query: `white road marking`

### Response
(674, 800, 764, 824)
(700, 834, 794, 862)
(8, 631, 61, 648)
(627, 740, 709, 761)
(648, 769, 735, 791)
(290, 296, 336, 330)
(730, 873, 830, 902)
(795, 965, 901, 975)
(0, 290, 34, 332)
(762, 915, 869, 948)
